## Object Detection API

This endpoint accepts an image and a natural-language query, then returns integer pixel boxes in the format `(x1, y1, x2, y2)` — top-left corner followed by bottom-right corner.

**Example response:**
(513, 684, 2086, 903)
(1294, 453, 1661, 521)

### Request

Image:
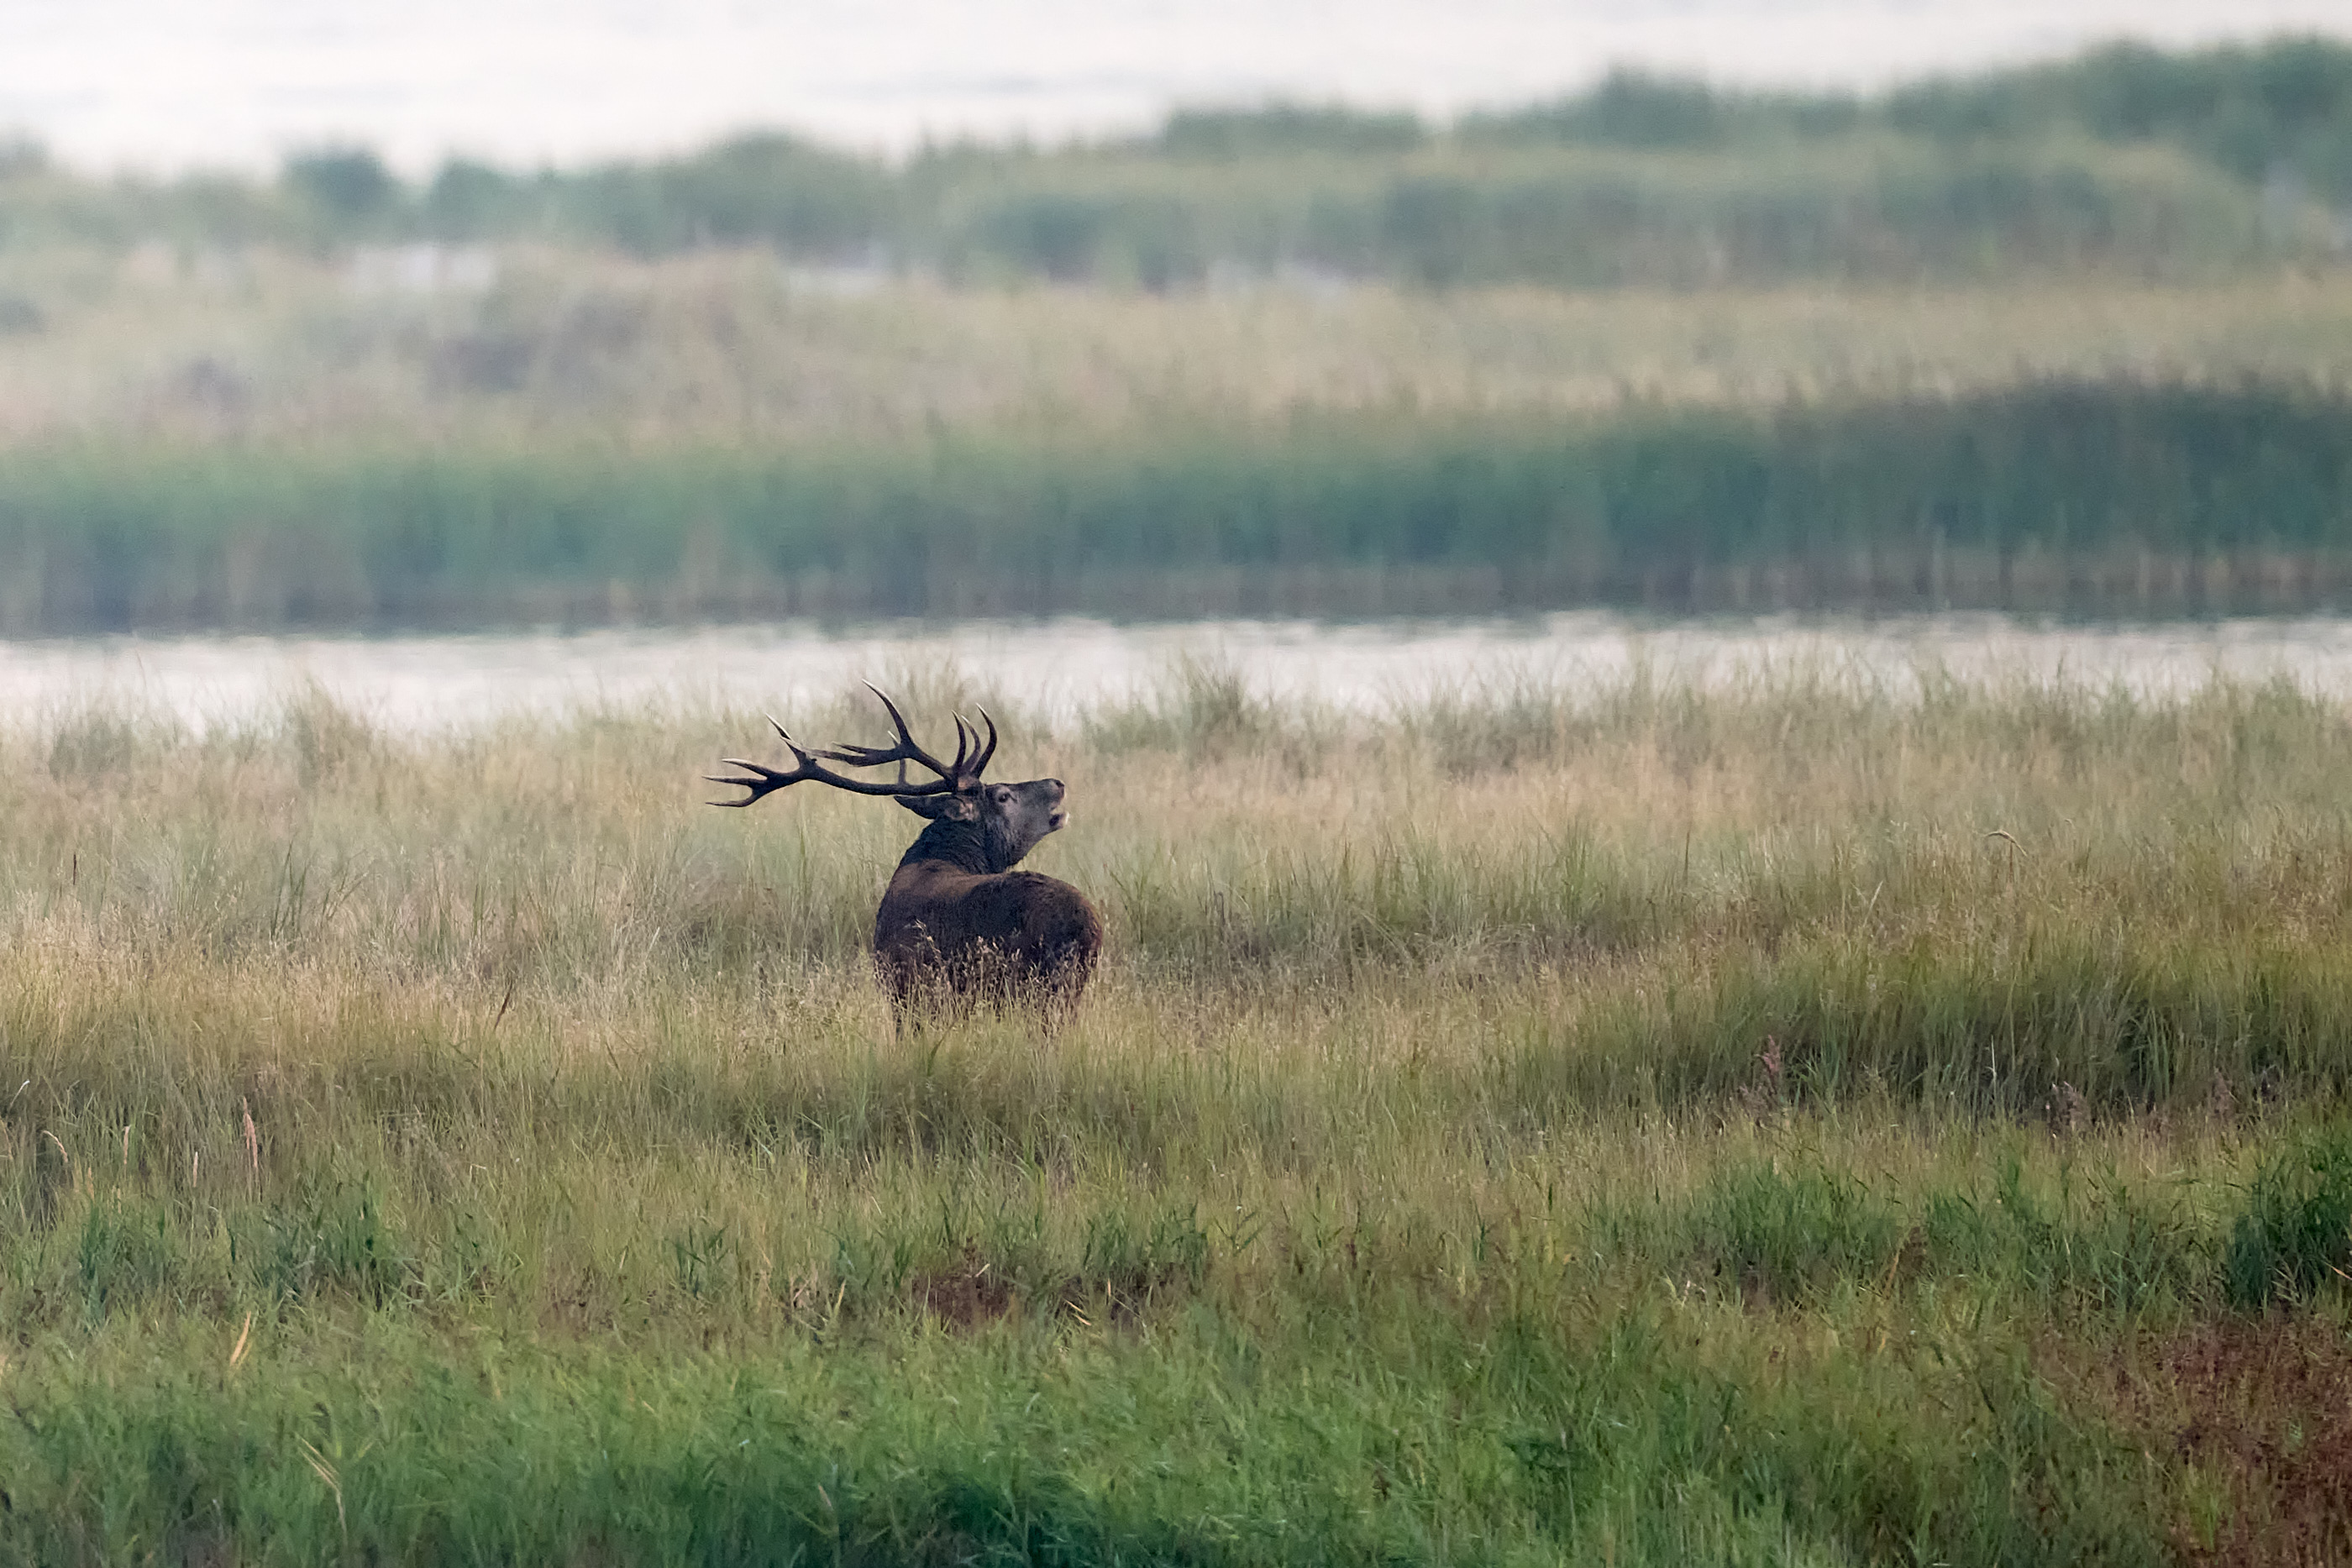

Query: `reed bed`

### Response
(1, 664, 2350, 1562)
(7, 374, 2352, 632)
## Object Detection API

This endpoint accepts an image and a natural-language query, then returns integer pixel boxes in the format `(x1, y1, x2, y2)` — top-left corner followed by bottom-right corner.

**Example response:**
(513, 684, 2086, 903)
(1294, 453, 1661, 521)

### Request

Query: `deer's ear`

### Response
(898, 793, 979, 822)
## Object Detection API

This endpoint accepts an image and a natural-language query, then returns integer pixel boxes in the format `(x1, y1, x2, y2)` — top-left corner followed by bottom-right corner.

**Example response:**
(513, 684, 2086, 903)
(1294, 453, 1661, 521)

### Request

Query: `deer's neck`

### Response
(899, 818, 995, 874)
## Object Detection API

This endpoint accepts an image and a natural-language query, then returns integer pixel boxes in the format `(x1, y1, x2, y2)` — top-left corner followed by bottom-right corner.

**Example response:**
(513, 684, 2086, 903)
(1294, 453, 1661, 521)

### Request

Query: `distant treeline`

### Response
(2, 38, 2349, 286)
(1, 375, 2348, 632)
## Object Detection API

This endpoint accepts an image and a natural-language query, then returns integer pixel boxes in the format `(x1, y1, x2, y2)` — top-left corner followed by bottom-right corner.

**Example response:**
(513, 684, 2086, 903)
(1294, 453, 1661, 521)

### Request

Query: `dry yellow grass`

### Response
(3, 244, 2352, 446)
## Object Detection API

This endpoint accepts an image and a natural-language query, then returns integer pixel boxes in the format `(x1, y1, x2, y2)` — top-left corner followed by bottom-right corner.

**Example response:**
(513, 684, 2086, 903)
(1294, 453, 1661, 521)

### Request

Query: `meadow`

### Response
(2, 33, 2348, 1561)
(3, 663, 2350, 1563)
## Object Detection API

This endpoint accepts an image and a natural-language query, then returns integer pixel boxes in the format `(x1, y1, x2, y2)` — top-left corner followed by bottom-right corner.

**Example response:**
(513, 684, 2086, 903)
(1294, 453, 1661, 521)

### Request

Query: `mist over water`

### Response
(3, 0, 2345, 171)
(9, 613, 2352, 735)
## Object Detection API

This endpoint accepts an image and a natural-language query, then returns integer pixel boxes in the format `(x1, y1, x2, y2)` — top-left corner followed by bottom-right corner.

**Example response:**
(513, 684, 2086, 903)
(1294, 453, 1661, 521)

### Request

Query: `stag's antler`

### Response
(706, 685, 995, 808)
(965, 707, 1000, 775)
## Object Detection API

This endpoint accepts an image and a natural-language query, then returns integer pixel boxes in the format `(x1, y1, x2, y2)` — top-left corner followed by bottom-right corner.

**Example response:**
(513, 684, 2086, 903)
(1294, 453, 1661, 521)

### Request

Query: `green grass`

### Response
(2, 668, 2352, 1560)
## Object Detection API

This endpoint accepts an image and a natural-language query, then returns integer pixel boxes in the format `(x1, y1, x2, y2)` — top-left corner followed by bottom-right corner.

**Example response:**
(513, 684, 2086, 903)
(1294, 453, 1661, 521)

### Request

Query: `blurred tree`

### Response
(283, 147, 400, 223)
(1154, 104, 1426, 160)
(424, 159, 521, 239)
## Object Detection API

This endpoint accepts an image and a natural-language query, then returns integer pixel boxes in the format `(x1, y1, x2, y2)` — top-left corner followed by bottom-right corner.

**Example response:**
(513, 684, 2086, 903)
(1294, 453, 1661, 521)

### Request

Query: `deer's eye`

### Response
(992, 786, 1011, 803)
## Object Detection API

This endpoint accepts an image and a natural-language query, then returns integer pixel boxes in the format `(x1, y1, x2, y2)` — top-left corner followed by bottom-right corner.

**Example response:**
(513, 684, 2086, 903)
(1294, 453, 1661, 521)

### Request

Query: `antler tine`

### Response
(867, 682, 938, 763)
(812, 683, 964, 780)
(950, 713, 976, 774)
(705, 715, 806, 806)
(970, 707, 1000, 776)
(705, 765, 784, 806)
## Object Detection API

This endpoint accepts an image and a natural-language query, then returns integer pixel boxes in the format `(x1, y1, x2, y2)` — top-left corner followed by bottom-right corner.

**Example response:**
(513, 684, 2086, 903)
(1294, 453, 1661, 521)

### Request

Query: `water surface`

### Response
(10, 612, 2352, 735)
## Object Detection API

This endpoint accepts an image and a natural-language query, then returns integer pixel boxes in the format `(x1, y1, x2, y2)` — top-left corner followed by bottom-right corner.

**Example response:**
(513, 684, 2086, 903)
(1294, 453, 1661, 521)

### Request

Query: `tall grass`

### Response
(20, 244, 2352, 448)
(3, 668, 2351, 1560)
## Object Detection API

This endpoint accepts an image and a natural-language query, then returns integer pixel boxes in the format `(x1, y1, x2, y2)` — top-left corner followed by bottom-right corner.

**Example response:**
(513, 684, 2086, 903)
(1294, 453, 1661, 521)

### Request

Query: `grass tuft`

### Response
(2223, 1125, 2352, 1308)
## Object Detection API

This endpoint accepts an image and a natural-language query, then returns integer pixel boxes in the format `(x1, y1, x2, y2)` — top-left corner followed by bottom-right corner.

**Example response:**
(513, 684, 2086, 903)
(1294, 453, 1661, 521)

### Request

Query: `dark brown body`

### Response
(872, 800, 1104, 1020)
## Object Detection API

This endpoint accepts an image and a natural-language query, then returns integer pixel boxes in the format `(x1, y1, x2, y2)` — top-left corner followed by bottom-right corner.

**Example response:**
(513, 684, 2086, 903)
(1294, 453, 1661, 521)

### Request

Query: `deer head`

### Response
(708, 684, 1072, 872)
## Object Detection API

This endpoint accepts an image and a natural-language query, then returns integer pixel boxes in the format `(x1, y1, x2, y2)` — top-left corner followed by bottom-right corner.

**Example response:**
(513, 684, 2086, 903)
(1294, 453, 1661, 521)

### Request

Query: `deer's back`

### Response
(874, 860, 1103, 1002)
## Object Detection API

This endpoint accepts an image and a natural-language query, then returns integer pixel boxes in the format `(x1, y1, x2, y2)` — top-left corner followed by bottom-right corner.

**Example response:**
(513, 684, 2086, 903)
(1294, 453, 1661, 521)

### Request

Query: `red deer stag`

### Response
(709, 686, 1102, 1022)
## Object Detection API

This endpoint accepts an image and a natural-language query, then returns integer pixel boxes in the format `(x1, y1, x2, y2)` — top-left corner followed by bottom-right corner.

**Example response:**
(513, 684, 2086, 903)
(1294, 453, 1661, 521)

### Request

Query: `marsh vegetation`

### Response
(3, 666, 2351, 1561)
(2, 38, 2351, 632)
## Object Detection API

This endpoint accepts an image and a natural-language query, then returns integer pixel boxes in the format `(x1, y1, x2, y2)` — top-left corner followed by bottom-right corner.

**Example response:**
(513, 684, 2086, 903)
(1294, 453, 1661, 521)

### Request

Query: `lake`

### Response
(10, 612, 2352, 735)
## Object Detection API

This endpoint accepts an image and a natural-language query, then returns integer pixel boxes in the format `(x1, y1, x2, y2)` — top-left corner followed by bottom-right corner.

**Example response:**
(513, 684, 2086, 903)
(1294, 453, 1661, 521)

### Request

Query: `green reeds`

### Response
(3, 374, 2350, 632)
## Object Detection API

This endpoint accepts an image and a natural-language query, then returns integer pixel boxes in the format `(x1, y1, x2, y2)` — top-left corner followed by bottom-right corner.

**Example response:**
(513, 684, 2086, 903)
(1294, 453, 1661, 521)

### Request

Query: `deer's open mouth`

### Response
(1048, 810, 1069, 831)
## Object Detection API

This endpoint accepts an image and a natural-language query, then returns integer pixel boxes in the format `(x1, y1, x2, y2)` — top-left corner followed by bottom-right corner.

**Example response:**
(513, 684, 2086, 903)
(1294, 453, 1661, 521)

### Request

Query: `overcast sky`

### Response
(3, 0, 2348, 174)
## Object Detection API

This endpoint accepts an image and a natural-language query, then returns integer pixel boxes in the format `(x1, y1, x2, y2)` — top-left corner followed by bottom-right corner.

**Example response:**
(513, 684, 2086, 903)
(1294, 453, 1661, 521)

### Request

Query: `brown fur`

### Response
(870, 787, 1104, 1025)
(875, 864, 1103, 1018)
